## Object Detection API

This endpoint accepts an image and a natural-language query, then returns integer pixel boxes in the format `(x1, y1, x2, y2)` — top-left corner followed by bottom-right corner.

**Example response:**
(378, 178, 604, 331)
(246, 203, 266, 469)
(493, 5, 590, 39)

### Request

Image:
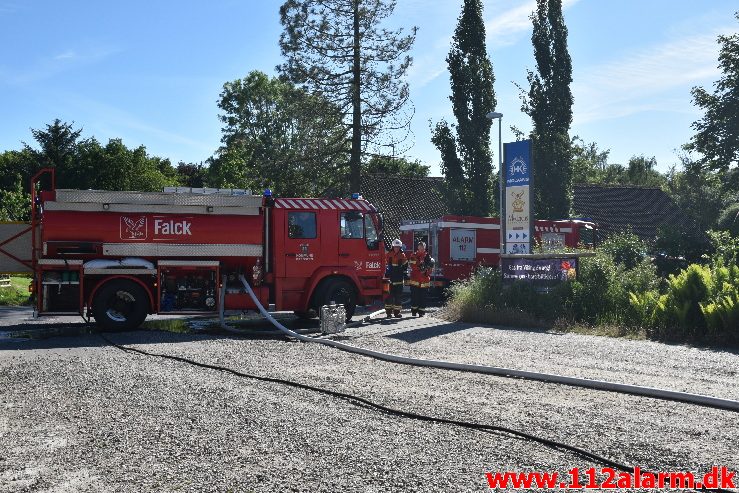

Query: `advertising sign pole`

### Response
(503, 139, 532, 254)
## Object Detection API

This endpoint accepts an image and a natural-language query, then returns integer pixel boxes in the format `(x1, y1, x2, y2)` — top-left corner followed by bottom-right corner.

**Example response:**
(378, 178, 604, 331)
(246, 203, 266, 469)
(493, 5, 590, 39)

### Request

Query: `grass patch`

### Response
(437, 304, 547, 330)
(551, 319, 647, 340)
(0, 276, 32, 306)
(141, 318, 193, 333)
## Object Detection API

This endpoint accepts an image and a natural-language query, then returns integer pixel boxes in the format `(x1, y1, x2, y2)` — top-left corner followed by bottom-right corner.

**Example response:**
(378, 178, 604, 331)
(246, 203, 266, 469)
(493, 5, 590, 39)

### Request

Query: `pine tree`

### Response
(432, 0, 496, 216)
(278, 0, 416, 192)
(522, 0, 573, 219)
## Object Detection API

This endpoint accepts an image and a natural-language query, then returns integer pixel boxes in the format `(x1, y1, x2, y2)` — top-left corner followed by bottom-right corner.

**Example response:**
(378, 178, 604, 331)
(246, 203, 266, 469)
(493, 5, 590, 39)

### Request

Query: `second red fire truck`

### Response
(399, 215, 596, 290)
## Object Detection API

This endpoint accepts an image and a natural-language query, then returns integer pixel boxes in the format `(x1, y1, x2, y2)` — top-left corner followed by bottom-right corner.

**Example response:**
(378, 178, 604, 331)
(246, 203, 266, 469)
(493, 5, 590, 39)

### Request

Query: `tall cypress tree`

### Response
(432, 0, 496, 216)
(523, 0, 573, 219)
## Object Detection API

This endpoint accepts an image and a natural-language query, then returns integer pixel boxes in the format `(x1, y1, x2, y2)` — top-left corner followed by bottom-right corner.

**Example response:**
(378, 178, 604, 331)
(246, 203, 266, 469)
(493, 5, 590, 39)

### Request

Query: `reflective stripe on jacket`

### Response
(408, 250, 432, 287)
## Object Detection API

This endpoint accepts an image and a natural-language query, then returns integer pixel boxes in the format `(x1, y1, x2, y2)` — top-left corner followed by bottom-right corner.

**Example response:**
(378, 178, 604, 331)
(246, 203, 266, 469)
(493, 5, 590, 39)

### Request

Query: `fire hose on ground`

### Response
(234, 275, 739, 414)
(97, 276, 737, 493)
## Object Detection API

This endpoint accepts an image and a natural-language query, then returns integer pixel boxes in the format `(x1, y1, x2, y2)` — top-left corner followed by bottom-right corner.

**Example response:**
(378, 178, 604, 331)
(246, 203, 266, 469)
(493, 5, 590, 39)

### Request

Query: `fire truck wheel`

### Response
(319, 279, 356, 321)
(92, 280, 149, 332)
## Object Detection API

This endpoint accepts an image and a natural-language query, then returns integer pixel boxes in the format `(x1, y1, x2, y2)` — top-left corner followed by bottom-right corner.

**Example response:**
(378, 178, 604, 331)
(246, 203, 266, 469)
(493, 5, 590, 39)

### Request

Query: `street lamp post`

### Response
(486, 111, 504, 258)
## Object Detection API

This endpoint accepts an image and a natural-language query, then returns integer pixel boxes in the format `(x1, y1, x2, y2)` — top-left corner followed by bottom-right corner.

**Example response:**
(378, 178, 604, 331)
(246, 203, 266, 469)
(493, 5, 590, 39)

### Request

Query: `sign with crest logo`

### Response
(503, 140, 532, 254)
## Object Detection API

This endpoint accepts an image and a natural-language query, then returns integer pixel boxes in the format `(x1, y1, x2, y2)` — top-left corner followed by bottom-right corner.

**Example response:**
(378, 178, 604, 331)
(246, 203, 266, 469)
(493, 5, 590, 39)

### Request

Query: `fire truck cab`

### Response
(0, 169, 385, 330)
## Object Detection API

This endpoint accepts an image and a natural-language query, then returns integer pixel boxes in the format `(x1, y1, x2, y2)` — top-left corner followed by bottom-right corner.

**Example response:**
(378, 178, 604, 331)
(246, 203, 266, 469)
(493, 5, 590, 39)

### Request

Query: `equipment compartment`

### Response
(157, 261, 219, 313)
(40, 269, 82, 313)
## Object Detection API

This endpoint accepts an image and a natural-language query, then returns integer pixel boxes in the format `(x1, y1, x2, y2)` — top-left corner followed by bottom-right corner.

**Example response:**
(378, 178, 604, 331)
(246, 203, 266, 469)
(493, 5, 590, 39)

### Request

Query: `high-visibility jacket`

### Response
(408, 250, 433, 288)
(385, 248, 407, 284)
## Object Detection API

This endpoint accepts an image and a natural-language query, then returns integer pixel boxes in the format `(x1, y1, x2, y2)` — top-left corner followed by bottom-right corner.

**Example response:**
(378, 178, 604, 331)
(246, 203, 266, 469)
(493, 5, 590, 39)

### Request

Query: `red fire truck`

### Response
(399, 215, 596, 289)
(0, 169, 385, 330)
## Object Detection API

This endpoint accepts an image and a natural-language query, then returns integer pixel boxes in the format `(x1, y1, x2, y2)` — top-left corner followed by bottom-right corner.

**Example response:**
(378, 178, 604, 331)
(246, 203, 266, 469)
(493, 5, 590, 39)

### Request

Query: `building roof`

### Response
(572, 184, 685, 240)
(360, 174, 448, 243)
(360, 175, 686, 243)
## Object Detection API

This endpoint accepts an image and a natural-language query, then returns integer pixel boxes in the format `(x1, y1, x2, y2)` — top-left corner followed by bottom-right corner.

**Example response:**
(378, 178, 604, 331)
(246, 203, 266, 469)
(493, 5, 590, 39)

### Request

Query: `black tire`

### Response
(318, 279, 356, 321)
(92, 279, 149, 332)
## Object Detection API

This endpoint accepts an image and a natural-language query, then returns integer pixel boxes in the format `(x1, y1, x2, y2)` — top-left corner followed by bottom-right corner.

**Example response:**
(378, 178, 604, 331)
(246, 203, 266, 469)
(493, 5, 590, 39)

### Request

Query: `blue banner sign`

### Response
(504, 140, 531, 187)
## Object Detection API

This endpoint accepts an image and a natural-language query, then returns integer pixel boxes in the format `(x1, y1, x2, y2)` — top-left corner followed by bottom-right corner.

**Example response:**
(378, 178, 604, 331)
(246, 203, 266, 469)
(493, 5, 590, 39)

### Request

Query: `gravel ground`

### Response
(0, 315, 737, 492)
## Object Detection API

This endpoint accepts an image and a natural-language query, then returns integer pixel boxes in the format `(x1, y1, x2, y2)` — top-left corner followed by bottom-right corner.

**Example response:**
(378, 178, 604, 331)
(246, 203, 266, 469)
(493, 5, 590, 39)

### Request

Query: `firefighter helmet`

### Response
(391, 238, 403, 247)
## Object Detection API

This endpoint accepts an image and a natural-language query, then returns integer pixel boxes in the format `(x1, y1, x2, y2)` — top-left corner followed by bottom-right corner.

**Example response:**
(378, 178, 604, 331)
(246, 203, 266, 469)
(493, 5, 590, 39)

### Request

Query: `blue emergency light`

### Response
(264, 189, 273, 197)
(351, 192, 362, 199)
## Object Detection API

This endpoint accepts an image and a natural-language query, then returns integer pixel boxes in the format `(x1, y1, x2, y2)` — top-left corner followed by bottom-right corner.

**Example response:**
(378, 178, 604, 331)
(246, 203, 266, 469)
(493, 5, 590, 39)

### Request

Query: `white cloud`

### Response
(0, 46, 120, 85)
(409, 0, 581, 88)
(487, 0, 580, 47)
(485, 1, 535, 48)
(573, 27, 731, 125)
(54, 50, 78, 60)
(68, 95, 214, 156)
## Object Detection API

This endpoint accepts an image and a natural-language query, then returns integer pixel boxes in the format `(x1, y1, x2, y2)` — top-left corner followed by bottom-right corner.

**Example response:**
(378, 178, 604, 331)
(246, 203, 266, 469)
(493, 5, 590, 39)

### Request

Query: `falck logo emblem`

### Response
(120, 216, 147, 240)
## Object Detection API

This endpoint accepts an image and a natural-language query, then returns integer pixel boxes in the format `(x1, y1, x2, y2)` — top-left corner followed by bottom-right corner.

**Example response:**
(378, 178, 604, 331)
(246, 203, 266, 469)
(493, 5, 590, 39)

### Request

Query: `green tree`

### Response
(521, 0, 573, 219)
(599, 164, 627, 184)
(0, 153, 30, 221)
(625, 155, 666, 187)
(363, 155, 429, 178)
(666, 156, 725, 234)
(23, 119, 83, 177)
(571, 136, 609, 184)
(685, 11, 739, 172)
(0, 149, 35, 192)
(176, 162, 208, 188)
(278, 0, 417, 192)
(18, 120, 178, 192)
(717, 203, 739, 237)
(71, 138, 174, 192)
(432, 0, 496, 216)
(0, 187, 29, 221)
(658, 155, 723, 261)
(431, 121, 467, 215)
(210, 71, 349, 196)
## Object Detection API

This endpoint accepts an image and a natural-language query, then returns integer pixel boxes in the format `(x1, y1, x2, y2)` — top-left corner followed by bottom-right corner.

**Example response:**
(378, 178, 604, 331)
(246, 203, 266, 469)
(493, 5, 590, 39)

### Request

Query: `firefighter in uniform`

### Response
(385, 238, 407, 318)
(408, 241, 434, 316)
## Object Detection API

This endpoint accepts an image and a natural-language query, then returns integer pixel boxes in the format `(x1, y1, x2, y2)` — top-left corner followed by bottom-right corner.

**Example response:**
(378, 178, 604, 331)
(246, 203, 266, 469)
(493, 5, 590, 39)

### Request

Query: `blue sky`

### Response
(1, 0, 736, 177)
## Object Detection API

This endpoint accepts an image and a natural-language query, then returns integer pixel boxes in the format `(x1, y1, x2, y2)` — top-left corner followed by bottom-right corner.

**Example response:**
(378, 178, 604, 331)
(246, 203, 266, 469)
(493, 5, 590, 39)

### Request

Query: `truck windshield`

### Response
(341, 212, 364, 239)
(364, 213, 379, 250)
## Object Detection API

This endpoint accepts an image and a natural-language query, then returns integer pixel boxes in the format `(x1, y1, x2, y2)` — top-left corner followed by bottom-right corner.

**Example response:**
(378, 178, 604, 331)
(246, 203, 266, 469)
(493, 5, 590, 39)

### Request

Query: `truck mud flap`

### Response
(0, 222, 33, 274)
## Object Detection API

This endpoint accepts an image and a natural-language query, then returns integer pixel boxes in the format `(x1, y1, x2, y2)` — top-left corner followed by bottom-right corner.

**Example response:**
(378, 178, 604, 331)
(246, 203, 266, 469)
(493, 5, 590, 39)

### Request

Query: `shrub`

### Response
(699, 264, 739, 343)
(443, 267, 571, 327)
(652, 264, 712, 341)
(655, 224, 711, 265)
(707, 230, 739, 267)
(443, 267, 502, 321)
(599, 230, 648, 269)
(500, 279, 572, 322)
(717, 203, 739, 237)
(446, 266, 501, 310)
(628, 290, 660, 332)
